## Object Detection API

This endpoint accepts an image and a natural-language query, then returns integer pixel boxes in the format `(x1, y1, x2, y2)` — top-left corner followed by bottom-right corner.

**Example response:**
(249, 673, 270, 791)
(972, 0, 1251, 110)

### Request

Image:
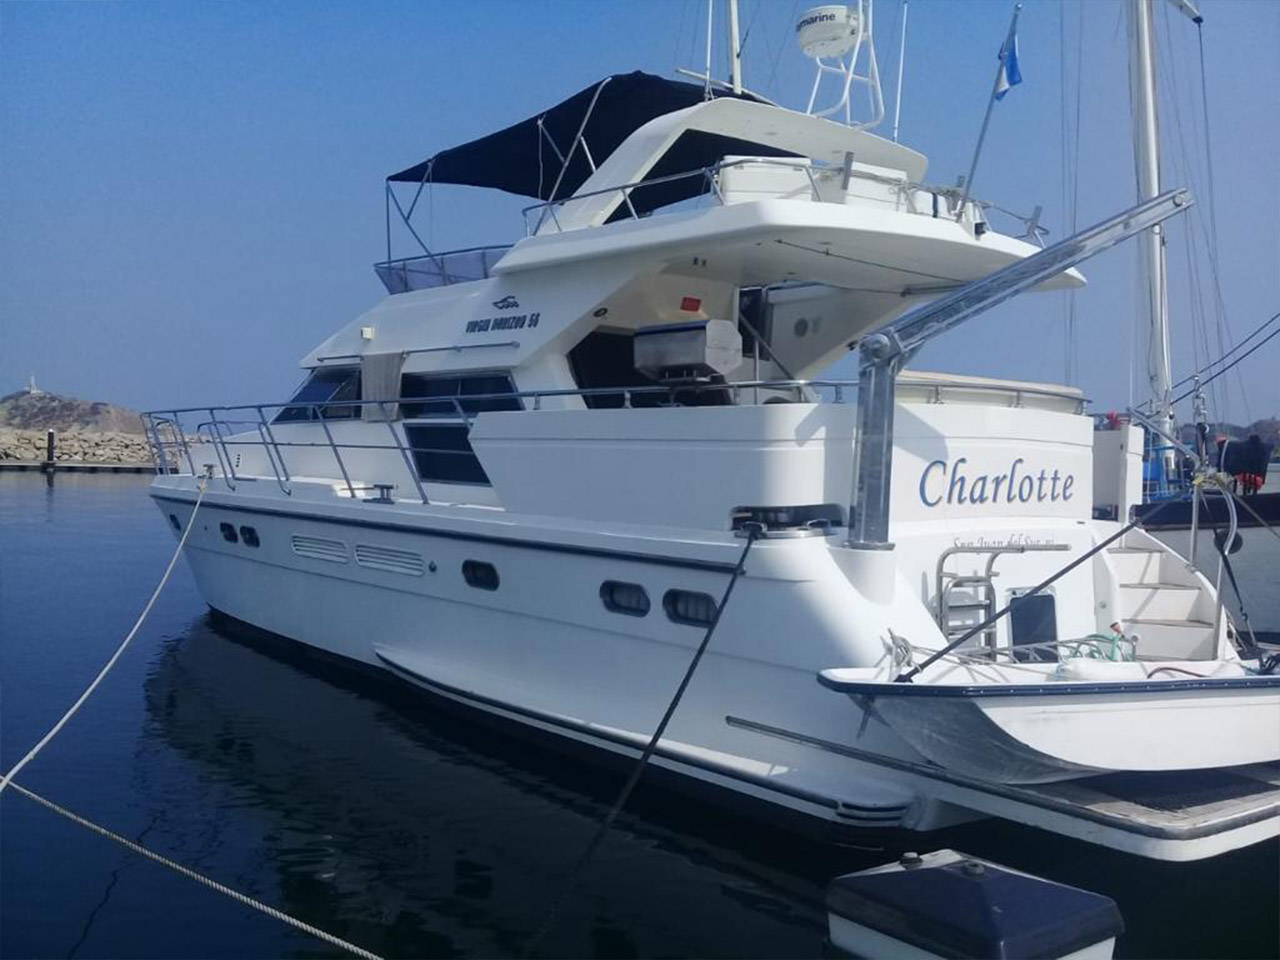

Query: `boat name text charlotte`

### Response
(919, 457, 1075, 507)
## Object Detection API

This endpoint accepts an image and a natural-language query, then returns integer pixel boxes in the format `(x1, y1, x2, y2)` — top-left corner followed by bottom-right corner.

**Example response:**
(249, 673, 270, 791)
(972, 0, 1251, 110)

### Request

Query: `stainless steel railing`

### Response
(379, 154, 1052, 295)
(142, 374, 1087, 504)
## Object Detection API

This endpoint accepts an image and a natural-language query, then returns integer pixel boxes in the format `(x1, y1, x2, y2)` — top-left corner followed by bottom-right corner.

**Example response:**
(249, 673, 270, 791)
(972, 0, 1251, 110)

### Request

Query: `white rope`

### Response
(7, 782, 384, 960)
(0, 469, 386, 959)
(0, 472, 209, 797)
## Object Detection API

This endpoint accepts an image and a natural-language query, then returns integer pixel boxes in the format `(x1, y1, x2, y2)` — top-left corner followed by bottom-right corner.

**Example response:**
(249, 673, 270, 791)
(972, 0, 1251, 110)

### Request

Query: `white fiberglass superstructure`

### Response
(144, 28, 1279, 862)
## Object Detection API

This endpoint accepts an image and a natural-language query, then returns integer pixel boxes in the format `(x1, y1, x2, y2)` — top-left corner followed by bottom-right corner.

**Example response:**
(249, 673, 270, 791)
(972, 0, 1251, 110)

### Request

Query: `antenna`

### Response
(795, 2, 884, 128)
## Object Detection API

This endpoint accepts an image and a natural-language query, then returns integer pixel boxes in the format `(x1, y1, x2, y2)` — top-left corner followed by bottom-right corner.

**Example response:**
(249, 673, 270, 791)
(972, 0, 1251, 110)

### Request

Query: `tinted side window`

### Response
(404, 424, 490, 484)
(275, 367, 362, 422)
(400, 373, 520, 419)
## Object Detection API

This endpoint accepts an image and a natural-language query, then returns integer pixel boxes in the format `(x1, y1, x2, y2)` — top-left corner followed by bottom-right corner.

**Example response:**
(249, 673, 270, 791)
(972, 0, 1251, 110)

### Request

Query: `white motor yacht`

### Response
(144, 3, 1279, 863)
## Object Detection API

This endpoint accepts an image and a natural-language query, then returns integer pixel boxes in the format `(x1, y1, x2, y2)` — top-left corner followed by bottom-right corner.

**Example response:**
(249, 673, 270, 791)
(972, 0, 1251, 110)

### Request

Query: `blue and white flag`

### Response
(994, 16, 1022, 100)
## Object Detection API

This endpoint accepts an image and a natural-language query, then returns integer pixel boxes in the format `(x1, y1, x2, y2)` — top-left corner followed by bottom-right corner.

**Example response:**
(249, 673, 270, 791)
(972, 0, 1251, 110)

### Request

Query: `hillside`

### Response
(0, 387, 145, 435)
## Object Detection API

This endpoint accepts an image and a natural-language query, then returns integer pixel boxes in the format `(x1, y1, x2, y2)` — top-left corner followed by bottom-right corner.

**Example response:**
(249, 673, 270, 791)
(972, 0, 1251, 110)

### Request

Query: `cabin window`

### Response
(399, 373, 518, 484)
(399, 372, 520, 419)
(275, 367, 362, 422)
(219, 522, 238, 543)
(462, 560, 499, 591)
(600, 581, 650, 617)
(404, 424, 490, 484)
(168, 513, 181, 532)
(240, 526, 260, 548)
(663, 589, 718, 627)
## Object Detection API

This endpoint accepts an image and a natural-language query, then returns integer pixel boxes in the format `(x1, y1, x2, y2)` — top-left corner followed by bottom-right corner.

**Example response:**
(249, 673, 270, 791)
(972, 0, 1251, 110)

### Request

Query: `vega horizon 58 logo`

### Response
(492, 295, 519, 310)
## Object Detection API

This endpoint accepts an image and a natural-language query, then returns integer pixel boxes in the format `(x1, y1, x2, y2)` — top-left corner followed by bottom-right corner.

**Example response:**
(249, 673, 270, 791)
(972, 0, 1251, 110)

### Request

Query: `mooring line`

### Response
(7, 782, 384, 960)
(522, 527, 761, 958)
(0, 468, 385, 960)
(0, 470, 210, 798)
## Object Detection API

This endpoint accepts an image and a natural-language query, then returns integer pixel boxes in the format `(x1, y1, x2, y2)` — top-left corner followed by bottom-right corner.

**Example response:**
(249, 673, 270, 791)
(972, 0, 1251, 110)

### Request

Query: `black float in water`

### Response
(825, 849, 1123, 959)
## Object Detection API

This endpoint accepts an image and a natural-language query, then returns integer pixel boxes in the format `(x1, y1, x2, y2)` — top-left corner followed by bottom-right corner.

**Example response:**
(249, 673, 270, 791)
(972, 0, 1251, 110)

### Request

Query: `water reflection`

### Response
(142, 615, 837, 958)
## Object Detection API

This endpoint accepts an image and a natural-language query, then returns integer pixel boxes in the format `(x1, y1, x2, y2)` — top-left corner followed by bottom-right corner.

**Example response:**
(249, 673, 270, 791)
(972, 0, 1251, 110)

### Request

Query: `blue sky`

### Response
(2, 0, 1276, 424)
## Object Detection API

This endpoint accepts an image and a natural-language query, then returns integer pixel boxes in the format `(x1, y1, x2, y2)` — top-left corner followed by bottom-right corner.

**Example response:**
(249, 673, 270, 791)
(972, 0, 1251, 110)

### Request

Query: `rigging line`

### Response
(7, 784, 384, 960)
(1229, 491, 1280, 547)
(1159, 6, 1245, 419)
(1197, 491, 1261, 654)
(1194, 20, 1249, 421)
(1155, 7, 1221, 419)
(1170, 323, 1280, 406)
(1170, 310, 1280, 392)
(522, 529, 761, 958)
(672, 0, 691, 73)
(1195, 23, 1224, 301)
(1058, 0, 1081, 384)
(752, 0, 780, 88)
(767, 0, 803, 95)
(0, 471, 211, 798)
(1154, 6, 1223, 421)
(740, 0, 765, 57)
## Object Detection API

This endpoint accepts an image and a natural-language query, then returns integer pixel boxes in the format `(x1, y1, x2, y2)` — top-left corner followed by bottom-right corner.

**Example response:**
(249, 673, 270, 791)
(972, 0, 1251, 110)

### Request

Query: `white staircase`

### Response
(1104, 534, 1222, 660)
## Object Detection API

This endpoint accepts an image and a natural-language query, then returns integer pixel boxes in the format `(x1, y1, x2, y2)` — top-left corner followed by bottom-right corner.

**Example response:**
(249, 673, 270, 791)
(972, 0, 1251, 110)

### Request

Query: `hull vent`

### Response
(291, 535, 349, 564)
(355, 544, 425, 577)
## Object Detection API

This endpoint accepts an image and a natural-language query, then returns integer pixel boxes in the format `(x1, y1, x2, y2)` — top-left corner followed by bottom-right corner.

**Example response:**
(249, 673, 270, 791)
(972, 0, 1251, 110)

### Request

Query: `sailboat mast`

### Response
(1128, 0, 1175, 447)
(727, 0, 743, 93)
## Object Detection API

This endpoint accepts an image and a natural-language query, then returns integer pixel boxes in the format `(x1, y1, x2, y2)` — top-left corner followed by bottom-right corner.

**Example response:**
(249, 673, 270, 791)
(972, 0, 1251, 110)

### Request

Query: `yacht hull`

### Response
(152, 485, 1280, 861)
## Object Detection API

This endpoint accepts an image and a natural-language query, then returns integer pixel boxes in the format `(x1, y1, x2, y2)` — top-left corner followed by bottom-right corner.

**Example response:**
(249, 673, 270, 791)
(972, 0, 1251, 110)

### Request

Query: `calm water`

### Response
(1, 473, 1276, 959)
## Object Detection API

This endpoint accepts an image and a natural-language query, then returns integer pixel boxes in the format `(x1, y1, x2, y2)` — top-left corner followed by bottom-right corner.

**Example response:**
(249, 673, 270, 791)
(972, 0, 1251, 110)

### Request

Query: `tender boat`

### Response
(143, 2, 1279, 863)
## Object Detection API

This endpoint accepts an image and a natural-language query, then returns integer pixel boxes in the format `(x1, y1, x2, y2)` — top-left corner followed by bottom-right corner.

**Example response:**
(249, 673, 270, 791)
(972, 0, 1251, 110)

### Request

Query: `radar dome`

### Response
(795, 5, 859, 59)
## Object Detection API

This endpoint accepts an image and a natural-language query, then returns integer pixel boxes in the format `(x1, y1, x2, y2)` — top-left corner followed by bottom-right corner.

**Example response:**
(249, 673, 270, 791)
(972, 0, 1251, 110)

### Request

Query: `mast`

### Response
(727, 0, 743, 93)
(1128, 0, 1175, 459)
(891, 0, 908, 141)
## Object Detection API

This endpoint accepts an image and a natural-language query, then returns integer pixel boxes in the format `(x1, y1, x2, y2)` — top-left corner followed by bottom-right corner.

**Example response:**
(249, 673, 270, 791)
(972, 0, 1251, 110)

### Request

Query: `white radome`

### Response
(796, 5, 860, 60)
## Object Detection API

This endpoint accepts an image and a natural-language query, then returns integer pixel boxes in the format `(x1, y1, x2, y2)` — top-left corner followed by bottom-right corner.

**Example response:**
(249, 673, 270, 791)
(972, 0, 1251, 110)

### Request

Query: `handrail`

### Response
(146, 372, 1086, 423)
(897, 375, 1087, 410)
(146, 378, 859, 422)
(383, 156, 1044, 283)
(372, 243, 513, 271)
(141, 373, 1096, 504)
(518, 155, 994, 236)
(315, 341, 521, 364)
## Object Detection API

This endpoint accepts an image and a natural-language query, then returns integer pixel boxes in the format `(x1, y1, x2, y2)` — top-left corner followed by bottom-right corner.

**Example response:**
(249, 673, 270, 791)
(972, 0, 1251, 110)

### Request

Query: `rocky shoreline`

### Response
(0, 427, 154, 464)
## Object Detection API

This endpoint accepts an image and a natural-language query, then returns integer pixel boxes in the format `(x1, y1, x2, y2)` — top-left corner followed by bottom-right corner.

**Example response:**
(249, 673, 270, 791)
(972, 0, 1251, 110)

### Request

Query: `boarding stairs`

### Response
(1104, 530, 1221, 661)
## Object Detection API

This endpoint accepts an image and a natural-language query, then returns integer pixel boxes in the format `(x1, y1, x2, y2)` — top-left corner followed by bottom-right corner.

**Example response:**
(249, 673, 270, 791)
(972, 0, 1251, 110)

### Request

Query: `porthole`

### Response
(219, 522, 238, 544)
(600, 581, 650, 617)
(240, 526, 260, 548)
(663, 589, 718, 627)
(169, 513, 181, 532)
(462, 560, 499, 591)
